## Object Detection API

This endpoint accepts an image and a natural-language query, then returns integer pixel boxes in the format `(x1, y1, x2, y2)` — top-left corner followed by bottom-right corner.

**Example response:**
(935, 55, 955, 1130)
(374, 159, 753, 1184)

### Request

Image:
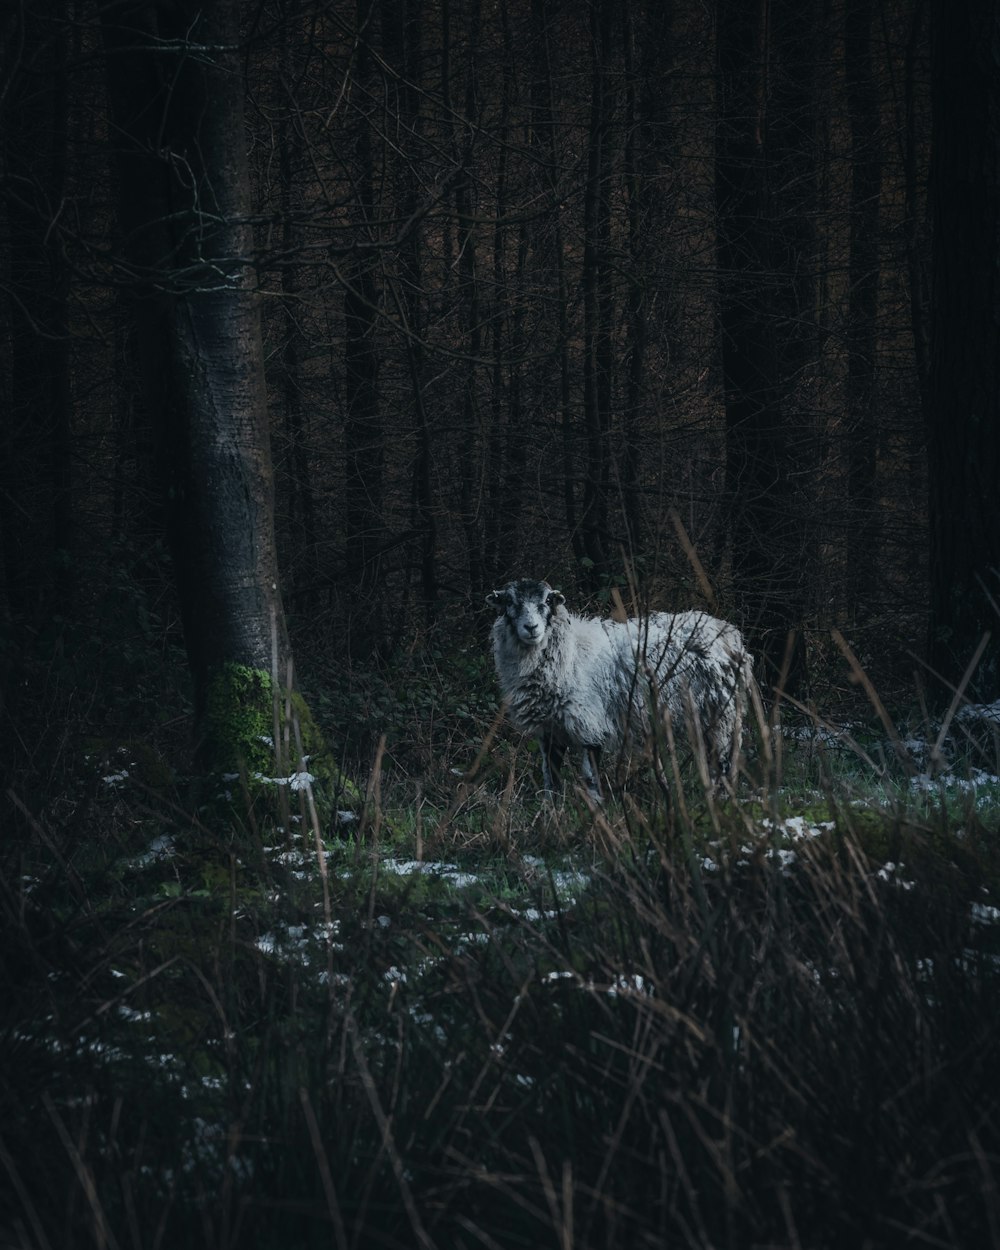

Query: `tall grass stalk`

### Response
(3, 641, 1000, 1249)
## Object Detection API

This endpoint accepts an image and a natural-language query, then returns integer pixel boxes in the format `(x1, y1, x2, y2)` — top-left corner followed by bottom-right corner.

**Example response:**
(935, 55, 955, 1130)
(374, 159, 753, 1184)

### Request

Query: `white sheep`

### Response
(486, 578, 754, 800)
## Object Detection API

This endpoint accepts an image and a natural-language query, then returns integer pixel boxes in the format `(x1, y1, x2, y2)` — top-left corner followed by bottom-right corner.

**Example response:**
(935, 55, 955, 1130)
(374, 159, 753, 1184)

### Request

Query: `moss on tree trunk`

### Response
(200, 661, 360, 822)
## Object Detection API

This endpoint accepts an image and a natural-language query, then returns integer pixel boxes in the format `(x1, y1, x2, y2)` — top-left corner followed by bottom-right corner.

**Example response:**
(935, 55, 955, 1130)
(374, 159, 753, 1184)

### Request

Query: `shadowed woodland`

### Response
(2, 3, 1000, 1248)
(3, 0, 998, 728)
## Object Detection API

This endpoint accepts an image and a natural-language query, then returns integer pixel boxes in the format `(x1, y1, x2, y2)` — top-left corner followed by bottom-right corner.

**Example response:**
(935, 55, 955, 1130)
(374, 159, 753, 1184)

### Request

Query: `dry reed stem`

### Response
(831, 628, 915, 774)
(299, 1088, 349, 1250)
(669, 507, 718, 613)
(930, 631, 992, 771)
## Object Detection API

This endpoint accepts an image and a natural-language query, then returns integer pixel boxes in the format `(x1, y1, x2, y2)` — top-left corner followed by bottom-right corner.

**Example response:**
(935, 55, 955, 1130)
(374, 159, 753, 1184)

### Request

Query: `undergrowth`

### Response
(2, 615, 1000, 1249)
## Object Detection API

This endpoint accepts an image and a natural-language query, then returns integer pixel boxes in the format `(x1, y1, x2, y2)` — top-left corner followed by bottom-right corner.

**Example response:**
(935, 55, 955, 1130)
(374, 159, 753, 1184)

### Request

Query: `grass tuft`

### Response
(2, 628, 999, 1248)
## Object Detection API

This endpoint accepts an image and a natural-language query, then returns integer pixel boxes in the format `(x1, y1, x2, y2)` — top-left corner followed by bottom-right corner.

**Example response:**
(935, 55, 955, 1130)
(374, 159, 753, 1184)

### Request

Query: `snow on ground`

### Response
(762, 814, 836, 840)
(379, 859, 480, 889)
(956, 701, 1000, 728)
(700, 813, 836, 875)
(910, 767, 1000, 799)
(127, 834, 177, 869)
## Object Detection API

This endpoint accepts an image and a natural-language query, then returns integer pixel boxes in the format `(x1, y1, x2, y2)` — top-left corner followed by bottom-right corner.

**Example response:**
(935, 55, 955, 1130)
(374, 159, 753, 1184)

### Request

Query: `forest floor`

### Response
(3, 629, 1000, 1249)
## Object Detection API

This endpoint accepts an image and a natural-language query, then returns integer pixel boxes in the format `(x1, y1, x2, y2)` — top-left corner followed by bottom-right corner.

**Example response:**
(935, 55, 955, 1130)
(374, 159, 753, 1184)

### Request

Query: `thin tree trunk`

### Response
(277, 15, 317, 611)
(485, 3, 517, 586)
(531, 0, 584, 571)
(844, 0, 882, 620)
(343, 0, 384, 655)
(383, 0, 436, 617)
(456, 0, 484, 596)
(904, 0, 932, 407)
(621, 0, 646, 564)
(581, 0, 615, 588)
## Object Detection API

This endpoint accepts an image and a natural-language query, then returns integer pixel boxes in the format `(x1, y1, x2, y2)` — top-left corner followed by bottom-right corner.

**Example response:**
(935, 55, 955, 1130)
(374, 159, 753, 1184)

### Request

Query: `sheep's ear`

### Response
(548, 590, 565, 608)
(486, 590, 509, 612)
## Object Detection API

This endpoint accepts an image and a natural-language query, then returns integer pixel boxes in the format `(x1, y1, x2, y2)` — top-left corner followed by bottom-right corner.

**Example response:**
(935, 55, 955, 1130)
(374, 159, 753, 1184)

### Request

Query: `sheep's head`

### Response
(486, 579, 565, 648)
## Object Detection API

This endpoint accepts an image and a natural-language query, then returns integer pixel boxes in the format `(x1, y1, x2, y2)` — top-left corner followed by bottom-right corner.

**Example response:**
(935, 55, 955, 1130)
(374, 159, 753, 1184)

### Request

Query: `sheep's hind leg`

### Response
(580, 746, 604, 802)
(540, 736, 566, 795)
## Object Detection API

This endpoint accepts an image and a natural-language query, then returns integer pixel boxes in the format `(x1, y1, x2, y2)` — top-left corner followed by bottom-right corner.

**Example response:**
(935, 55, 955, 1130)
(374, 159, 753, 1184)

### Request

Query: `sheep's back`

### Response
(638, 611, 750, 744)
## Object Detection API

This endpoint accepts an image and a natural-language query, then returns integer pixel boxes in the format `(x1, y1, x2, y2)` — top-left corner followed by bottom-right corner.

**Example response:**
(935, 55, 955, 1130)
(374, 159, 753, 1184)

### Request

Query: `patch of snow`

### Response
(911, 768, 1000, 796)
(129, 834, 177, 868)
(761, 815, 834, 840)
(605, 974, 653, 998)
(317, 970, 352, 988)
(254, 920, 340, 961)
(117, 1005, 153, 1024)
(252, 770, 316, 791)
(956, 701, 1000, 727)
(519, 855, 590, 898)
(768, 848, 798, 874)
(549, 868, 591, 895)
(380, 859, 480, 889)
(511, 906, 559, 922)
(877, 861, 915, 890)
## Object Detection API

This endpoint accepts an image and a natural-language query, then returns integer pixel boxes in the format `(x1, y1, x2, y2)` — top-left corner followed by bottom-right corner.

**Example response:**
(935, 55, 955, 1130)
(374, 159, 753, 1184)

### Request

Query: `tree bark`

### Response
(529, 0, 583, 571)
(277, 12, 318, 614)
(926, 0, 1000, 696)
(844, 0, 882, 619)
(381, 0, 437, 618)
(343, 0, 385, 656)
(455, 0, 485, 596)
(100, 0, 302, 773)
(716, 0, 817, 691)
(621, 0, 651, 566)
(581, 0, 615, 589)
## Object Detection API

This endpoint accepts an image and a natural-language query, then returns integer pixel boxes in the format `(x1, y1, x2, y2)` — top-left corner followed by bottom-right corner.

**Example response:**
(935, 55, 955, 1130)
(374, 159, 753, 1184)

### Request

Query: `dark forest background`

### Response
(2, 0, 999, 771)
(4, 8, 1000, 1247)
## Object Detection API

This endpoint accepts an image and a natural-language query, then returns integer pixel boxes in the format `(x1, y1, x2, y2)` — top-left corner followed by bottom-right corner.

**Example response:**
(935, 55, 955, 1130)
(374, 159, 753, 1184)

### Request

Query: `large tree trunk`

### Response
(100, 0, 303, 774)
(926, 0, 1000, 697)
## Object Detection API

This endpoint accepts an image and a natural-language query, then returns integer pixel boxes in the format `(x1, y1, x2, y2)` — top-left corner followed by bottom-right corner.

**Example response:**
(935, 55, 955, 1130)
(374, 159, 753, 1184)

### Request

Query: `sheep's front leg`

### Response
(540, 735, 566, 795)
(580, 746, 604, 802)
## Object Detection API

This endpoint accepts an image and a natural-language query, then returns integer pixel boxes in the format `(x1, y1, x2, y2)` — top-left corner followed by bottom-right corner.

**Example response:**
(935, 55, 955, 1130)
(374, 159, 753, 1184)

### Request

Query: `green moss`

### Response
(202, 663, 275, 775)
(199, 662, 362, 827)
